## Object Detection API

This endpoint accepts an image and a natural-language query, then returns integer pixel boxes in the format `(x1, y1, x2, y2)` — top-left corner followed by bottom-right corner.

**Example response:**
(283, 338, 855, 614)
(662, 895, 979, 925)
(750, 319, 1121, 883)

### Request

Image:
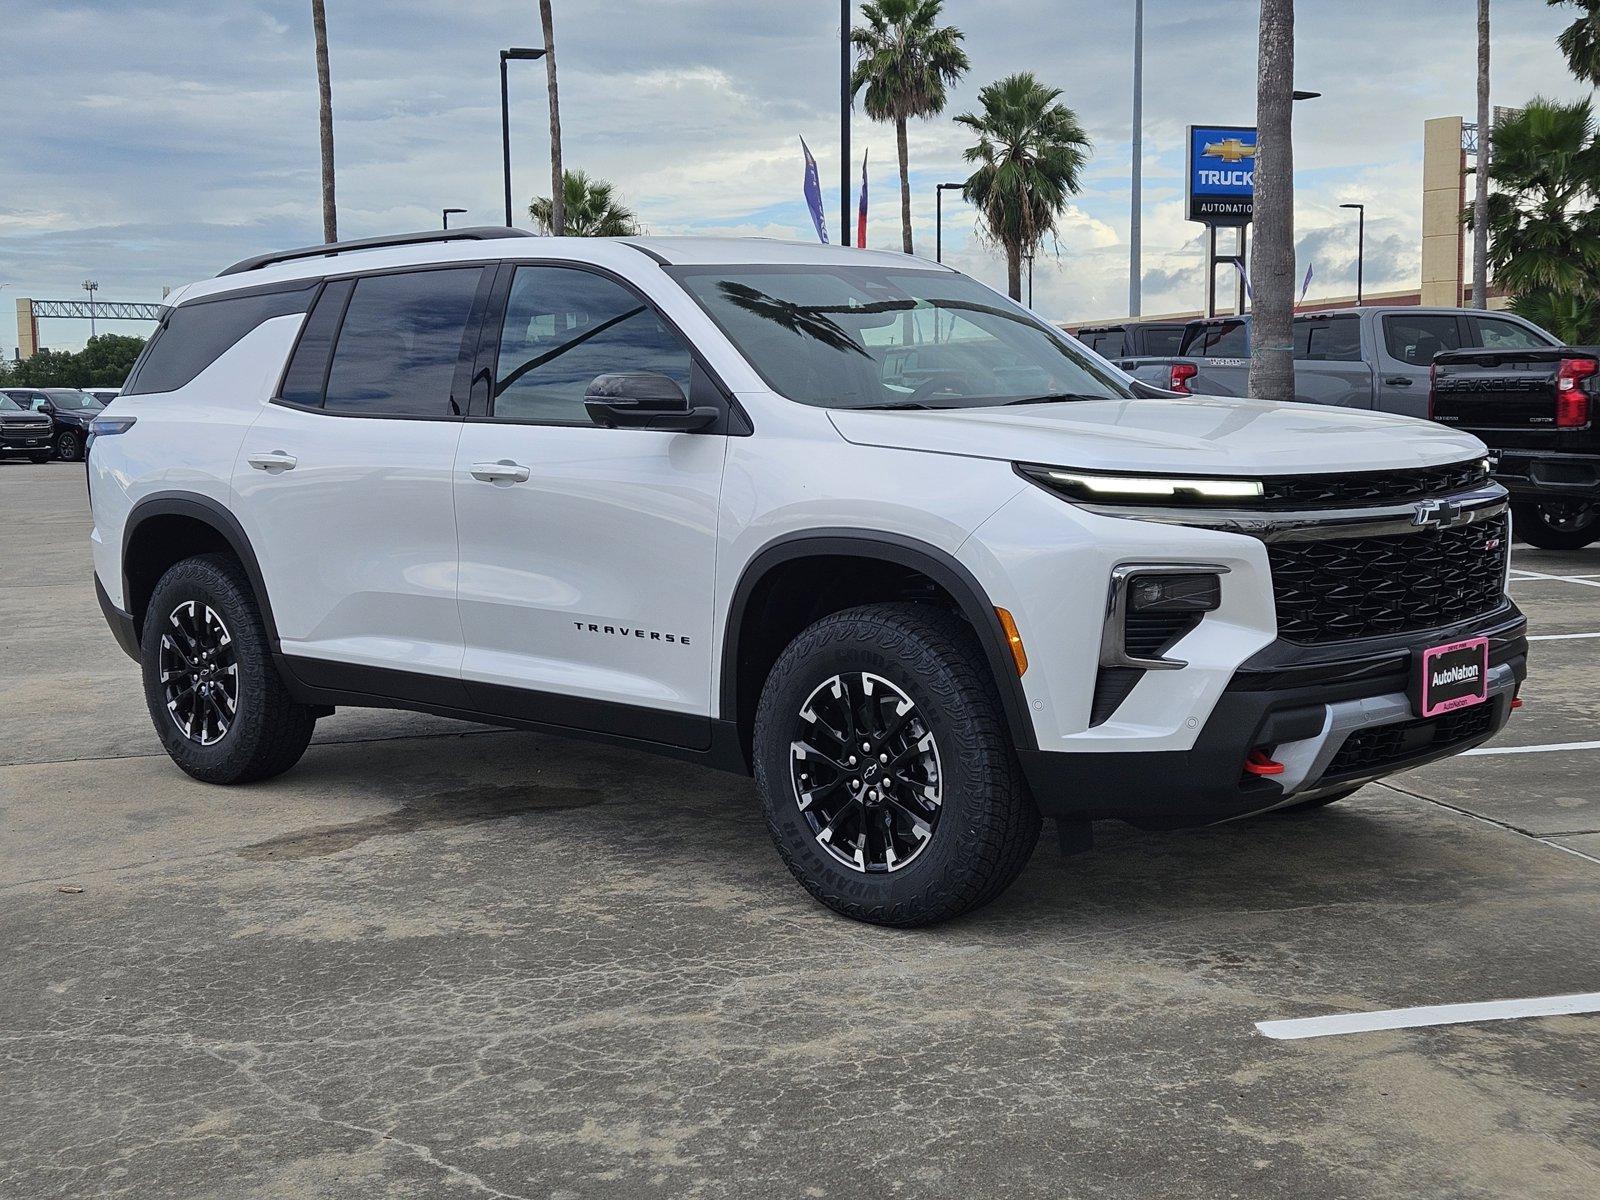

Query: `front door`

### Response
(1376, 312, 1465, 417)
(453, 264, 727, 747)
(233, 266, 488, 697)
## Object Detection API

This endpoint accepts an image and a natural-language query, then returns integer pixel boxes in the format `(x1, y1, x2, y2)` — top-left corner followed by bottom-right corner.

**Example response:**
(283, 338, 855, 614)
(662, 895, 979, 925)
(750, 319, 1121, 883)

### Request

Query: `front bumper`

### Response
(96, 573, 141, 661)
(1019, 604, 1527, 829)
(1492, 451, 1600, 501)
(0, 427, 53, 451)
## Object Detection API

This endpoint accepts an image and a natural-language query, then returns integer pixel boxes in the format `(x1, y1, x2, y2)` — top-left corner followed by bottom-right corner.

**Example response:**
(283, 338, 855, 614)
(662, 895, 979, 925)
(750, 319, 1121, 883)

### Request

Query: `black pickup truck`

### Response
(1431, 345, 1600, 549)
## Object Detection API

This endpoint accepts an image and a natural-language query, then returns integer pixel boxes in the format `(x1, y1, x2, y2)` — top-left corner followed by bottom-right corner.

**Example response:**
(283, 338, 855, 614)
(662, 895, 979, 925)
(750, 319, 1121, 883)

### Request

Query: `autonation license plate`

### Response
(1418, 636, 1490, 718)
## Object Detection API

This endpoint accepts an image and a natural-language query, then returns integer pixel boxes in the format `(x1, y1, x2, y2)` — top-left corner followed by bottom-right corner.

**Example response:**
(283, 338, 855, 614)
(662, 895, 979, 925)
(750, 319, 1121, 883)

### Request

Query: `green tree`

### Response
(1469, 97, 1600, 339)
(1, 334, 146, 388)
(954, 73, 1091, 302)
(851, 0, 969, 255)
(530, 171, 639, 237)
(1547, 0, 1600, 86)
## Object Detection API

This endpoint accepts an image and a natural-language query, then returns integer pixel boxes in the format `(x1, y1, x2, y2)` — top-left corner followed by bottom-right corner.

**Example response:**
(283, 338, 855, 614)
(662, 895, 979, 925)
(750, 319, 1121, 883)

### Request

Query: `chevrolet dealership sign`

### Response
(1186, 125, 1257, 224)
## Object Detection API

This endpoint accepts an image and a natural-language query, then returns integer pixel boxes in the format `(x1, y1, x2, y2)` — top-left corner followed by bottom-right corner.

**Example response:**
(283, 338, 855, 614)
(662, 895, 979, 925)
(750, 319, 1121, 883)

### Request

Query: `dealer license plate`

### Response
(1417, 636, 1489, 718)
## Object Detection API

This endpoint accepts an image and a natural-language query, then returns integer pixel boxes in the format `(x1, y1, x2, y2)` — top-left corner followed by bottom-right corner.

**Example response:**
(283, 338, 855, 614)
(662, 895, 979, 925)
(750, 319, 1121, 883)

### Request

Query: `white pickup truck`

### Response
(1119, 307, 1558, 418)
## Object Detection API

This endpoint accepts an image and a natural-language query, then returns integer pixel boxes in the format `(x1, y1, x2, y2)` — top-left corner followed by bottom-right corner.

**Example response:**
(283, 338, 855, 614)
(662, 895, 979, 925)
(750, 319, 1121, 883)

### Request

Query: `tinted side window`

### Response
(1142, 326, 1185, 355)
(1190, 322, 1248, 357)
(1471, 317, 1550, 350)
(492, 266, 692, 424)
(1297, 317, 1361, 361)
(122, 283, 317, 396)
(278, 279, 354, 407)
(1384, 314, 1462, 366)
(323, 268, 482, 417)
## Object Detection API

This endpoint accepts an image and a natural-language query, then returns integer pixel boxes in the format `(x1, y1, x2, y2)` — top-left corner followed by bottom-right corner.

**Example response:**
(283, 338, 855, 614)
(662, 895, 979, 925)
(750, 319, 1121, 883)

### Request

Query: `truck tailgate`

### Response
(1431, 347, 1599, 436)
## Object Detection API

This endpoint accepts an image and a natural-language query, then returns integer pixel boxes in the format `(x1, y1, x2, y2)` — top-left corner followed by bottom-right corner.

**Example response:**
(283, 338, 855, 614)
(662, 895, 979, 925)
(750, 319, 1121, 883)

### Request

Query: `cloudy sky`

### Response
(1, 0, 1592, 352)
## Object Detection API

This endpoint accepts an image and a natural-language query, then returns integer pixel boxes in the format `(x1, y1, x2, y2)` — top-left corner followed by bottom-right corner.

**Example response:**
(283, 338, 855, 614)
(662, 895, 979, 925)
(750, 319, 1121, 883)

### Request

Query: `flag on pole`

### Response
(800, 137, 829, 244)
(1299, 262, 1314, 305)
(856, 149, 869, 249)
(1231, 259, 1253, 302)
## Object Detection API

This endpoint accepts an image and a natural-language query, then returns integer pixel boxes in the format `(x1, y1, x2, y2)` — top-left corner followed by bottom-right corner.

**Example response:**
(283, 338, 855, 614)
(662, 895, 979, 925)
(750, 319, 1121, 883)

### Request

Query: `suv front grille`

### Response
(1268, 515, 1508, 643)
(1260, 459, 1489, 510)
(1324, 703, 1497, 779)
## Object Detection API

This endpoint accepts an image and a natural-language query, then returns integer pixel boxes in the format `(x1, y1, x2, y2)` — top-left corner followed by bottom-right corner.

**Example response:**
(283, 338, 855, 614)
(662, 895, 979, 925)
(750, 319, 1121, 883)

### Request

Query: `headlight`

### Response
(1017, 463, 1264, 506)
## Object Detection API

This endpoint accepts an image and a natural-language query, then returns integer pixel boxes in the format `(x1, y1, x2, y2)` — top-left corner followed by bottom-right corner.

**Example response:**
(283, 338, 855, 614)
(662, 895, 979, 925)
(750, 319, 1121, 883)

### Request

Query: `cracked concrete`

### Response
(2, 462, 1598, 1198)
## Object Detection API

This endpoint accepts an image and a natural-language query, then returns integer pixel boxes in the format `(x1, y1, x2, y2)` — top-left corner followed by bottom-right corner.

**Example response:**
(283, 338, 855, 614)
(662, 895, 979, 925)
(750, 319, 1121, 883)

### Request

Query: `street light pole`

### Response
(499, 47, 548, 228)
(841, 0, 852, 247)
(442, 207, 467, 230)
(1340, 202, 1365, 305)
(934, 182, 962, 262)
(82, 280, 98, 338)
(1129, 0, 1143, 317)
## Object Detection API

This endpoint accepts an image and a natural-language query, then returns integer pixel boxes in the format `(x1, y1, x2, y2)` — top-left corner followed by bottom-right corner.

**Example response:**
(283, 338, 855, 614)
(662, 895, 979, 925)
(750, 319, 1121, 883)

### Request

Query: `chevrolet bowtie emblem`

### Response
(1413, 499, 1466, 529)
(1202, 138, 1257, 163)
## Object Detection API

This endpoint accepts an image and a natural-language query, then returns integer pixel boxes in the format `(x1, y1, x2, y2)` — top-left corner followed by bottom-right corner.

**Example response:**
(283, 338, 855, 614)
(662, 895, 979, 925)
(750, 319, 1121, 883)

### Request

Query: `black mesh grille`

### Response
(1123, 611, 1202, 659)
(1324, 703, 1497, 778)
(1268, 515, 1508, 643)
(1260, 459, 1489, 510)
(1089, 667, 1143, 726)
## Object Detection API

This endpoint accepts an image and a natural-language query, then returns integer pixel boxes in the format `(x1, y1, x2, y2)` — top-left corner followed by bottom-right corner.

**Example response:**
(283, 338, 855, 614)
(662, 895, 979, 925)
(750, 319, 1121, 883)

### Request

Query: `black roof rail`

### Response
(216, 227, 537, 278)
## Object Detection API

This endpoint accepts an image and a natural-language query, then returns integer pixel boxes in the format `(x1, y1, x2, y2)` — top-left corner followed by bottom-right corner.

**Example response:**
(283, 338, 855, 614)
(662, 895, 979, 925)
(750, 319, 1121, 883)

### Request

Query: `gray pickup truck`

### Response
(1118, 306, 1559, 418)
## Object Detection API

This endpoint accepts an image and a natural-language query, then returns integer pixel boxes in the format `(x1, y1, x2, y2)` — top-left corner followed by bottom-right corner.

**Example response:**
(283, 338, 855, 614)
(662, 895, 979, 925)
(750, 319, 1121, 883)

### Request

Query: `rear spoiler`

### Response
(1433, 345, 1600, 368)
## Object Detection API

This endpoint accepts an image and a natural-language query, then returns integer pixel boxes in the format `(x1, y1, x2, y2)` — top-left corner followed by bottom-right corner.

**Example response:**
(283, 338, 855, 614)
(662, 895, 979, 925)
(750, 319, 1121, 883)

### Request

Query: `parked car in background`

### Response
(1119, 307, 1559, 417)
(1431, 344, 1600, 549)
(83, 387, 122, 405)
(1, 388, 105, 461)
(1072, 319, 1187, 360)
(0, 394, 56, 462)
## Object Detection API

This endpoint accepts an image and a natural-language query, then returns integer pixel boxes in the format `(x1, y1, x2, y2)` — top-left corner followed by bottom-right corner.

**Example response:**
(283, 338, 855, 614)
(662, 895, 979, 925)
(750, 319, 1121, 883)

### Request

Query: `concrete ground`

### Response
(2, 459, 1597, 1200)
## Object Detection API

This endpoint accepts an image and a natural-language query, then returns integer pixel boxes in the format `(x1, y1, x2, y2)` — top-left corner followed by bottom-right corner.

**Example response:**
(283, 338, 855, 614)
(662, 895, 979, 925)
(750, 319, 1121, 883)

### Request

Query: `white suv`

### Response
(88, 229, 1527, 925)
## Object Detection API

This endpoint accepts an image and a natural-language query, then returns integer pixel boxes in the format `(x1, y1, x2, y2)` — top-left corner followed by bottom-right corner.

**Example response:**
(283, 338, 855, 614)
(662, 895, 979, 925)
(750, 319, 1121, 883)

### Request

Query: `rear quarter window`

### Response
(123, 282, 317, 396)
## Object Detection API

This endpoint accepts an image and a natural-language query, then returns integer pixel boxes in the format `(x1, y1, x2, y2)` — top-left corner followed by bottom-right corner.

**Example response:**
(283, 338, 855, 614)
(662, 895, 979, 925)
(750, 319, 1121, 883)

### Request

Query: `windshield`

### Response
(0, 397, 19, 412)
(44, 390, 102, 410)
(672, 265, 1133, 410)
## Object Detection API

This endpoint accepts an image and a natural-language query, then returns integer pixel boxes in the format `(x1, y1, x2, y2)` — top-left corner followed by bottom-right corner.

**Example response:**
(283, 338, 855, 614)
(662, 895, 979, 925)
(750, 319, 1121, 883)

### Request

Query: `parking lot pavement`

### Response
(3, 461, 1598, 1199)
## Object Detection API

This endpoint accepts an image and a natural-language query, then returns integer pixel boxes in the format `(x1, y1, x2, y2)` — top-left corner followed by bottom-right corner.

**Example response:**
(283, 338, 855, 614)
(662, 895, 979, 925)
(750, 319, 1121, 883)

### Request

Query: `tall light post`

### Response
(442, 207, 467, 230)
(82, 280, 98, 338)
(934, 182, 963, 262)
(1340, 202, 1365, 305)
(841, 0, 852, 247)
(1129, 0, 1143, 317)
(500, 47, 548, 228)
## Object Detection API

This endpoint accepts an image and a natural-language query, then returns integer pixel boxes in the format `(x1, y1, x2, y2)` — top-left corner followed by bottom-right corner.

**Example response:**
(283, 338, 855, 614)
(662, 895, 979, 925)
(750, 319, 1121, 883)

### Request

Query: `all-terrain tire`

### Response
(753, 602, 1041, 927)
(140, 553, 316, 784)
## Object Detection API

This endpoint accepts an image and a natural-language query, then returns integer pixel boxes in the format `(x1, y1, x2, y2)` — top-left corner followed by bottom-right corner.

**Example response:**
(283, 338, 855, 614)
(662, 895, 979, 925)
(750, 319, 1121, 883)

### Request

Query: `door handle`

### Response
(470, 460, 531, 484)
(247, 450, 297, 472)
(1384, 376, 1413, 386)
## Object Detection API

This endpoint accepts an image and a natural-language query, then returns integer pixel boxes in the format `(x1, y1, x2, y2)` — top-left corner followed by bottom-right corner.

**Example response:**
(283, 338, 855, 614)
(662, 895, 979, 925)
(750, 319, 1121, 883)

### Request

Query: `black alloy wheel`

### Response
(790, 671, 943, 874)
(158, 599, 239, 746)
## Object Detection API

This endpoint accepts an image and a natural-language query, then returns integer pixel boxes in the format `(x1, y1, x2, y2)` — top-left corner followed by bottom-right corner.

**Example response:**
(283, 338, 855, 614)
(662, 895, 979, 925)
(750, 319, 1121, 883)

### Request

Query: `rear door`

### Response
(452, 263, 728, 746)
(233, 265, 491, 697)
(1292, 315, 1374, 407)
(1376, 312, 1466, 416)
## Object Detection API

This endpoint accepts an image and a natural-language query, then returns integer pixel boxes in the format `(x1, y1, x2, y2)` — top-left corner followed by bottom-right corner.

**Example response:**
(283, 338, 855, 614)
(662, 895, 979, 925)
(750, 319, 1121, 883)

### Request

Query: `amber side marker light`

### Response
(995, 608, 1028, 676)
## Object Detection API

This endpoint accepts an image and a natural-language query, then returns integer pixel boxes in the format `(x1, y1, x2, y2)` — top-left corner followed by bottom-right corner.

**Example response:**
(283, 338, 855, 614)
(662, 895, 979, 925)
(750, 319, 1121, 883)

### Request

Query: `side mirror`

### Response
(38, 402, 55, 414)
(584, 372, 718, 432)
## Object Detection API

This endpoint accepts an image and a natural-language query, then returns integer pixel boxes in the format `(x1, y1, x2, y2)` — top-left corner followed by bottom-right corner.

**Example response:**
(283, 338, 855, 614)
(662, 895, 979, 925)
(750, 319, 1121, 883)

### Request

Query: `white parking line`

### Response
(1256, 992, 1600, 1041)
(1528, 631, 1600, 641)
(1462, 740, 1600, 757)
(1509, 568, 1600, 589)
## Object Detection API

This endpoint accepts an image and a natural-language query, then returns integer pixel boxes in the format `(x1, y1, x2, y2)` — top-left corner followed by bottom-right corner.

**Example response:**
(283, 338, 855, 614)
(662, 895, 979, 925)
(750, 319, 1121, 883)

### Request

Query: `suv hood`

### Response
(828, 395, 1485, 475)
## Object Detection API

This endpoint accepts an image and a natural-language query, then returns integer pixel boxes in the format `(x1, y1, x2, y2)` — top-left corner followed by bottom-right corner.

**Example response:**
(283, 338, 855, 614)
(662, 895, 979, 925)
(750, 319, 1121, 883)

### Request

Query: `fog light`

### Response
(1129, 573, 1222, 614)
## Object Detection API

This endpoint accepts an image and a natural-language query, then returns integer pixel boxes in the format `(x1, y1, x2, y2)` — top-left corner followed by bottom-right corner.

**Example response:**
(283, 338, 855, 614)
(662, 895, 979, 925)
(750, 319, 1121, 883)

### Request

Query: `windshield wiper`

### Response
(1000, 392, 1103, 406)
(851, 400, 938, 411)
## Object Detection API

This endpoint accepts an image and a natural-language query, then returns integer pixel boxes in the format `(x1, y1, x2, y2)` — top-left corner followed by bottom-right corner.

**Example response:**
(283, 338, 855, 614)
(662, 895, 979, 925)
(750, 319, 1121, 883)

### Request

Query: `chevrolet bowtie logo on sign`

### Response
(1187, 125, 1257, 225)
(1202, 138, 1257, 163)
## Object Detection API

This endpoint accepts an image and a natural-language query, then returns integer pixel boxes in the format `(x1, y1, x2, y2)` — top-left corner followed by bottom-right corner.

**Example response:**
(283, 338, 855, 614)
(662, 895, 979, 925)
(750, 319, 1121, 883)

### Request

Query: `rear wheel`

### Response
(753, 602, 1040, 927)
(1514, 500, 1600, 550)
(54, 430, 82, 462)
(140, 553, 317, 784)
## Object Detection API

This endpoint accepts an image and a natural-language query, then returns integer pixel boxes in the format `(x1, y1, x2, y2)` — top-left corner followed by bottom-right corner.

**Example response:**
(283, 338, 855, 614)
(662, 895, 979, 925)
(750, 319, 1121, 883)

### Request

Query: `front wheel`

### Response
(753, 603, 1040, 927)
(54, 430, 82, 462)
(1514, 500, 1600, 550)
(141, 553, 317, 784)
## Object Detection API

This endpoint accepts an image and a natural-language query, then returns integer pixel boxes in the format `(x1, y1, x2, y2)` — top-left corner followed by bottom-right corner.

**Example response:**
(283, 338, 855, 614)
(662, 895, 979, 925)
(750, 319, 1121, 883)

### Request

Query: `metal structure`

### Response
(840, 0, 851, 247)
(500, 47, 549, 228)
(1129, 0, 1143, 317)
(442, 207, 467, 230)
(934, 182, 963, 263)
(1340, 202, 1366, 305)
(82, 280, 99, 337)
(15, 296, 163, 360)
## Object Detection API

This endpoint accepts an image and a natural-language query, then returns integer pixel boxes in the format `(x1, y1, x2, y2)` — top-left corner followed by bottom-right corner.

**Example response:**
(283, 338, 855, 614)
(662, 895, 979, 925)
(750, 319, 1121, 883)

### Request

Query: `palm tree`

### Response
(539, 1, 564, 236)
(851, 0, 969, 255)
(1247, 0, 1295, 404)
(954, 73, 1090, 302)
(1473, 0, 1490, 309)
(1547, 0, 1600, 86)
(530, 171, 639, 236)
(310, 0, 337, 243)
(1473, 98, 1600, 339)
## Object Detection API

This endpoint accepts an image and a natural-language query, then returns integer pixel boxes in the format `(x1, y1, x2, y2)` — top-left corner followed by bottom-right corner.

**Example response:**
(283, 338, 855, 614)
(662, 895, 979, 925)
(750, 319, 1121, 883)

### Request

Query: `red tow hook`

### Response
(1511, 697, 1524, 711)
(1244, 749, 1286, 777)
